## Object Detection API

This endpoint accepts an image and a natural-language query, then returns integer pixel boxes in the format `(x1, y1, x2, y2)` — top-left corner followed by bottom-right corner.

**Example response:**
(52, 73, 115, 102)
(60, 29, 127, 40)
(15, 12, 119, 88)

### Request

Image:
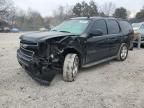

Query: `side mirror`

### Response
(88, 29, 103, 38)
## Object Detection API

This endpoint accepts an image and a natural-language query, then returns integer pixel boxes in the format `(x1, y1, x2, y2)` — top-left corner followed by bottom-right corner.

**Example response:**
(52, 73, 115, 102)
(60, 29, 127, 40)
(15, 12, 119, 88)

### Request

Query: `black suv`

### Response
(17, 17, 134, 85)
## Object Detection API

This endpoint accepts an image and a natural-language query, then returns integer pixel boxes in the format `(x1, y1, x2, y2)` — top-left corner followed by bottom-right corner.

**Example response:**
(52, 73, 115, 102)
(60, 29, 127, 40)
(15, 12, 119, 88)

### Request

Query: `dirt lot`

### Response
(0, 33, 144, 108)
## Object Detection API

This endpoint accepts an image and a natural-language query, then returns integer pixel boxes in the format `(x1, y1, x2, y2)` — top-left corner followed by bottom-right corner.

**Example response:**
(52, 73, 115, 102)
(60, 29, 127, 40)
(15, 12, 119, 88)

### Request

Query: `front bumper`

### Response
(17, 49, 57, 85)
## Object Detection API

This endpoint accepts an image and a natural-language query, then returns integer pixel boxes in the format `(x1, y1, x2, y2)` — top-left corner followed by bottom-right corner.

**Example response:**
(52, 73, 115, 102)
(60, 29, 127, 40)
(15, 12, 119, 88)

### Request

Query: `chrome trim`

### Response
(20, 41, 38, 46)
(19, 50, 33, 58)
(18, 57, 29, 67)
(19, 47, 34, 60)
(20, 47, 34, 55)
(17, 52, 32, 61)
(20, 42, 39, 49)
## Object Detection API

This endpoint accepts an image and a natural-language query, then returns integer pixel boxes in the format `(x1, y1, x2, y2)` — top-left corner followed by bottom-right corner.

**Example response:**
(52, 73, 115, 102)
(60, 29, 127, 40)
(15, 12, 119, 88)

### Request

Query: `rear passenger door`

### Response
(106, 19, 122, 57)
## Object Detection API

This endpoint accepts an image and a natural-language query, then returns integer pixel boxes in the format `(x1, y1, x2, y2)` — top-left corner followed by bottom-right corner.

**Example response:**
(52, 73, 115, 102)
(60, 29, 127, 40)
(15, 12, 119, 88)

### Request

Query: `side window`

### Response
(91, 20, 107, 35)
(119, 21, 133, 34)
(107, 20, 120, 34)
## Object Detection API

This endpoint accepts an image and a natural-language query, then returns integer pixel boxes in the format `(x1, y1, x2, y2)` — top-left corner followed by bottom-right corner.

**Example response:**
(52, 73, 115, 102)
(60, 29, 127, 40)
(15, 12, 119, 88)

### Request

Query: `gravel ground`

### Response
(0, 33, 144, 108)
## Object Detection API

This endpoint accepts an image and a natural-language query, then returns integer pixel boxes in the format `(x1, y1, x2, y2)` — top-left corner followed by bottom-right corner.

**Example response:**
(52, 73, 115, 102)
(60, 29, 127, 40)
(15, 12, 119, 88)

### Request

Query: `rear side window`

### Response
(119, 21, 133, 33)
(107, 20, 120, 34)
(91, 20, 107, 35)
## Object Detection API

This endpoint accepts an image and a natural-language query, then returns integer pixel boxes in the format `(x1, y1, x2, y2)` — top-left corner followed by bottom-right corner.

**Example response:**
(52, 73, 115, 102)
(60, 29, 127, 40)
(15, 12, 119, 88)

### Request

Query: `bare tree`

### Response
(101, 2, 116, 16)
(64, 5, 74, 19)
(0, 0, 13, 19)
(0, 0, 8, 15)
(25, 8, 44, 30)
(15, 9, 28, 29)
(6, 6, 17, 27)
(15, 8, 44, 31)
(51, 5, 74, 26)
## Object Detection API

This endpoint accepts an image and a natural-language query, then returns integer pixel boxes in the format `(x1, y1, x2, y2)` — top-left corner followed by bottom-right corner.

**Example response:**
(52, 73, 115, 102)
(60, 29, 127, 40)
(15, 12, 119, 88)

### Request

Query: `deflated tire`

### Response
(63, 53, 79, 82)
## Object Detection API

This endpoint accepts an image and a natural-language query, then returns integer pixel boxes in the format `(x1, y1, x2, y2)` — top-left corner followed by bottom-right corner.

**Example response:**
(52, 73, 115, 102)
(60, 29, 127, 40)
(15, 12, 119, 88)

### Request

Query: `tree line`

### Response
(0, 0, 144, 31)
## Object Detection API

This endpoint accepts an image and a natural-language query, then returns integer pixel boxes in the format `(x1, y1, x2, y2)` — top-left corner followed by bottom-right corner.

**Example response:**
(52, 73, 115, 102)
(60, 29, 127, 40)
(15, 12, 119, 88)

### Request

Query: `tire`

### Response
(117, 43, 128, 61)
(63, 53, 79, 82)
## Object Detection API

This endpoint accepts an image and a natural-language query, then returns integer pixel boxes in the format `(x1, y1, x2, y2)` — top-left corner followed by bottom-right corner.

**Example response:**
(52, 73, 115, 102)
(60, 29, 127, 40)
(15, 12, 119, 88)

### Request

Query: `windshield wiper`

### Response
(59, 30, 71, 33)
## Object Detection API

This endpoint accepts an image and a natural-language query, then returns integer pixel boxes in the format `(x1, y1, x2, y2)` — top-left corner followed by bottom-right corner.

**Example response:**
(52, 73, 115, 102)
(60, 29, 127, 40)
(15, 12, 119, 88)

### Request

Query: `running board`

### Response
(82, 56, 117, 68)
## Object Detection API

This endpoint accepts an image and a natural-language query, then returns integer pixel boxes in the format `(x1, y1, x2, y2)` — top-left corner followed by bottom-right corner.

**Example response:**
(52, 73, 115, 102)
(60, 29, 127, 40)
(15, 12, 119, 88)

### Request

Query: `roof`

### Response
(71, 16, 119, 20)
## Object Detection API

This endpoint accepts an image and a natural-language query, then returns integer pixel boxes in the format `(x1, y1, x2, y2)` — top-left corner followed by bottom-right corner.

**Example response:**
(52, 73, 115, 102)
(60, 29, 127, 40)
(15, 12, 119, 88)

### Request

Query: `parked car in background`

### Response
(3, 27, 10, 32)
(0, 20, 10, 32)
(132, 22, 144, 41)
(10, 28, 19, 33)
(39, 27, 48, 32)
(17, 17, 134, 85)
(0, 27, 10, 32)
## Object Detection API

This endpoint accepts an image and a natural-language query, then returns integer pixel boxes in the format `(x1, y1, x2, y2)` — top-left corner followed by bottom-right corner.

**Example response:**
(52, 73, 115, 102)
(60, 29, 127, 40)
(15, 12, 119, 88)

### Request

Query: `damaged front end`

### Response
(17, 38, 65, 85)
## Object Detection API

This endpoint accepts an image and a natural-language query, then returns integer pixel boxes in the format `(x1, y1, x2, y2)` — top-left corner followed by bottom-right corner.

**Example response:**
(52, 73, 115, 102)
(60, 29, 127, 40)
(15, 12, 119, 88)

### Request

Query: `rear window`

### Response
(119, 21, 133, 34)
(107, 20, 120, 34)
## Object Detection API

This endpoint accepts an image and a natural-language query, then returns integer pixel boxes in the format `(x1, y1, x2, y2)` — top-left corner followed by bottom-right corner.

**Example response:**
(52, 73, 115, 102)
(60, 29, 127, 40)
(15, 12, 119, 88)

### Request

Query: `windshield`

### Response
(51, 20, 90, 35)
(132, 23, 141, 28)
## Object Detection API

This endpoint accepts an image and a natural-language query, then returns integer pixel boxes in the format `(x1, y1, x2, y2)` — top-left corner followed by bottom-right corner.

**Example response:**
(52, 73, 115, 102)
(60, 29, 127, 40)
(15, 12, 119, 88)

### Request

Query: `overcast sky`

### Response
(14, 0, 144, 17)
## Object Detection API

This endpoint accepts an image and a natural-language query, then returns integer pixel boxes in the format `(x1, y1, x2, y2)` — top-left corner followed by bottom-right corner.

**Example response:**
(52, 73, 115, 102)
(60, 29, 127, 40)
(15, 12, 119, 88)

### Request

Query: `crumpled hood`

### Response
(20, 31, 76, 42)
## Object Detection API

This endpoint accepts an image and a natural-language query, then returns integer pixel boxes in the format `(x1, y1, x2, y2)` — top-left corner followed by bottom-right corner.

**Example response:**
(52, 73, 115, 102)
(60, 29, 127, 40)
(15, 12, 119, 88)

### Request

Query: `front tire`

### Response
(117, 43, 128, 61)
(63, 54, 79, 82)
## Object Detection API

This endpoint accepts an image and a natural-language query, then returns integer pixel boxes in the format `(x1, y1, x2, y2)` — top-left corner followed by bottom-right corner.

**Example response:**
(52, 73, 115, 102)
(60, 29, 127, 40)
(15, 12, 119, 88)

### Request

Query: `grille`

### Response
(20, 40, 38, 46)
(19, 40, 37, 58)
(20, 47, 34, 57)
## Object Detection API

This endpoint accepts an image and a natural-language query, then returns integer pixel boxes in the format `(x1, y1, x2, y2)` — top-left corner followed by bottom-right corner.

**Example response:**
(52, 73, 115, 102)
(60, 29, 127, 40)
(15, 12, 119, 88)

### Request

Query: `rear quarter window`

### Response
(119, 21, 133, 34)
(107, 20, 120, 34)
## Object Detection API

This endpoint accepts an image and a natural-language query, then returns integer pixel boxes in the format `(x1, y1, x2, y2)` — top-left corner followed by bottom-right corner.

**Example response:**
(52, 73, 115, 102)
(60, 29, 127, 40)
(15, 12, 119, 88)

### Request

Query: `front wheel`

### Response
(63, 54, 79, 82)
(117, 43, 128, 61)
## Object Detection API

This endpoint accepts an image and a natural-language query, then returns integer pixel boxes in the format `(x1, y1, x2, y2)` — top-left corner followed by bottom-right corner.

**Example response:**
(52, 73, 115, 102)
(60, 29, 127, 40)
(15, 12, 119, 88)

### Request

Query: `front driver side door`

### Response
(86, 20, 109, 64)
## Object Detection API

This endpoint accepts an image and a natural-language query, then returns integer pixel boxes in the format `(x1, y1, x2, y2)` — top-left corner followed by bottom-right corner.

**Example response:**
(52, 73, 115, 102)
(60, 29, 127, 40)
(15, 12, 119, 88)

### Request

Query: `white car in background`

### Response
(132, 22, 144, 41)
(39, 27, 48, 32)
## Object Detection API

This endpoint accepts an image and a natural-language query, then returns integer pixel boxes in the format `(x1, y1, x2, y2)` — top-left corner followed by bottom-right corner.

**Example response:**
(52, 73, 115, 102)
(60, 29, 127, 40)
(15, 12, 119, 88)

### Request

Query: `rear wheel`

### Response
(63, 53, 79, 82)
(117, 43, 128, 61)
